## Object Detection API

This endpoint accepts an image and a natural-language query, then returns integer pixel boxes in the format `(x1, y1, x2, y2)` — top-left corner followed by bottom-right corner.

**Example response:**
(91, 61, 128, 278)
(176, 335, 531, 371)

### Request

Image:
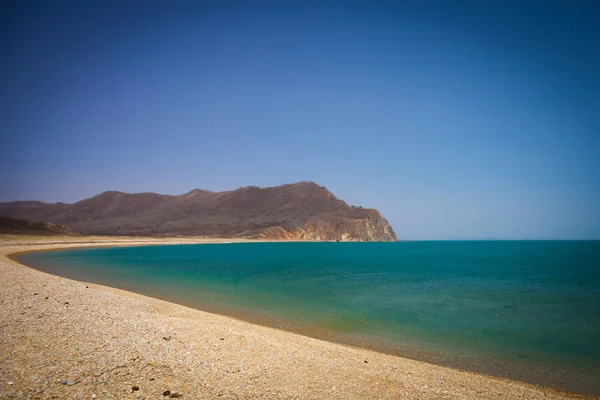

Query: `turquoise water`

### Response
(19, 241, 600, 395)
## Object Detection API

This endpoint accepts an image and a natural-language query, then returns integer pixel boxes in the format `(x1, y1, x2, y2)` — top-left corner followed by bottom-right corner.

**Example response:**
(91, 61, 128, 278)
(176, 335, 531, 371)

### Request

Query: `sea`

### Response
(18, 241, 600, 395)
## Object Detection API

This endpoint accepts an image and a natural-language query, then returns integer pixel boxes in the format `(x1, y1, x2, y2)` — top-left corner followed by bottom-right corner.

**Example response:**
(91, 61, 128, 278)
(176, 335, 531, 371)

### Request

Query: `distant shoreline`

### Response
(0, 235, 591, 399)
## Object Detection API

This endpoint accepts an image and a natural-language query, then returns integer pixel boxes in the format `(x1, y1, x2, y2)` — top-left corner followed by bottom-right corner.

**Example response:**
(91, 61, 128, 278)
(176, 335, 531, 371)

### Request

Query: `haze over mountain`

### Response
(0, 182, 396, 241)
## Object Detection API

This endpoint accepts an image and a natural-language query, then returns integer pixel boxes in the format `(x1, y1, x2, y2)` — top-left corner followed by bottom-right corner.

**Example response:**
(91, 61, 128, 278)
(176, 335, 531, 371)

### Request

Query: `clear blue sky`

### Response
(1, 0, 599, 239)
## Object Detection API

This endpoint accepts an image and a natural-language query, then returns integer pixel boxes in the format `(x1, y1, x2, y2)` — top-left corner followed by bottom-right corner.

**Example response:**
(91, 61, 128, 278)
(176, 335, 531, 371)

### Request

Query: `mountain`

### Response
(0, 182, 397, 241)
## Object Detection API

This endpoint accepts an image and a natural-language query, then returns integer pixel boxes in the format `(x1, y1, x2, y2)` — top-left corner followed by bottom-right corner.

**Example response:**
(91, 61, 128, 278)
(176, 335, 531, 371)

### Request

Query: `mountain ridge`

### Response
(0, 182, 397, 241)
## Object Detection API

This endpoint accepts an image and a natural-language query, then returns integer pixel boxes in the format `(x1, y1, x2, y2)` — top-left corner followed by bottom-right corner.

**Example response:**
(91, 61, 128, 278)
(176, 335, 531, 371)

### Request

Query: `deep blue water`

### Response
(19, 241, 600, 395)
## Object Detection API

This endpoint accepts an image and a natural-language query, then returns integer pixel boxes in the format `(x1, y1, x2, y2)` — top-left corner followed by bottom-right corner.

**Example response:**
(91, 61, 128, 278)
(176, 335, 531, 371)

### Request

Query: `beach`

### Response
(0, 235, 590, 399)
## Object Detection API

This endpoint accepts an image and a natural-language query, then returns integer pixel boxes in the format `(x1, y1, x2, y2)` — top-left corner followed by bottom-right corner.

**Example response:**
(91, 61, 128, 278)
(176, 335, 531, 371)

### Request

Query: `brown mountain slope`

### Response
(0, 182, 396, 241)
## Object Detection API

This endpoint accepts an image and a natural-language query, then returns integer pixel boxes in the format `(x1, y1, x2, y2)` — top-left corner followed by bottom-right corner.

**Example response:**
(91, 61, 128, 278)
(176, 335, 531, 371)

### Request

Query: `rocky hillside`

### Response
(0, 216, 72, 235)
(0, 182, 396, 241)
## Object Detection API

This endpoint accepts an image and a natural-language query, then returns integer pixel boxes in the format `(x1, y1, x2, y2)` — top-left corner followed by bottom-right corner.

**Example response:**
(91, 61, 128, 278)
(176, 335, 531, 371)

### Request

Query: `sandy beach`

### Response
(0, 235, 590, 399)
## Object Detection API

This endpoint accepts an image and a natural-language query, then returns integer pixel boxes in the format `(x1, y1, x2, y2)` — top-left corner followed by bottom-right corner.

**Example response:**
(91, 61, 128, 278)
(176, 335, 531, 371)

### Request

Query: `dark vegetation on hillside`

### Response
(0, 216, 73, 235)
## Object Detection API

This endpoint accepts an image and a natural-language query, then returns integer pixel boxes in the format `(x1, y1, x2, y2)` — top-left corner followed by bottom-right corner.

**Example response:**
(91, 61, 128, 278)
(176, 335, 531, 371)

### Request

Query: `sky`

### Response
(1, 0, 599, 240)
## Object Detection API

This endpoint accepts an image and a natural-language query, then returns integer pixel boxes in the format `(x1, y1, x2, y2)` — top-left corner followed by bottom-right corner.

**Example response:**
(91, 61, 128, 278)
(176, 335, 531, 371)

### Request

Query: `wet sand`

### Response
(0, 235, 591, 399)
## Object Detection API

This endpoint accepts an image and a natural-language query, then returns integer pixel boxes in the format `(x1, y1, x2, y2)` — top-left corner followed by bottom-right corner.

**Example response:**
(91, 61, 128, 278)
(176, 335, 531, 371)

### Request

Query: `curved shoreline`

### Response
(0, 236, 592, 399)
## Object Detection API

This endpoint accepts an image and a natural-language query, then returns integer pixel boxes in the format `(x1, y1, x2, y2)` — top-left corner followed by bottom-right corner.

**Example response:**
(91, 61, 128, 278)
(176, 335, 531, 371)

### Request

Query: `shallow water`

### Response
(19, 241, 600, 395)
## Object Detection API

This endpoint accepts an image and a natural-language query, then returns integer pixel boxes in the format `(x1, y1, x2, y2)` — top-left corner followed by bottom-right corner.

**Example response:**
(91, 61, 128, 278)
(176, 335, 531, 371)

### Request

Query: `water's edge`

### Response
(12, 242, 600, 397)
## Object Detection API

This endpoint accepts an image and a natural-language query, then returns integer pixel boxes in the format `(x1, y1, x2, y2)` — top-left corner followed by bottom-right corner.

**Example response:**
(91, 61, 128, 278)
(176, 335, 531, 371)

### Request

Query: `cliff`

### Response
(0, 182, 396, 241)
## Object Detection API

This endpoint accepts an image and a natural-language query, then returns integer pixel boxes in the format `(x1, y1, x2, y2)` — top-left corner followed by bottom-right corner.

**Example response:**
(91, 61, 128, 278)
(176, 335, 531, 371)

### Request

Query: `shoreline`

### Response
(0, 235, 592, 399)
(16, 244, 599, 396)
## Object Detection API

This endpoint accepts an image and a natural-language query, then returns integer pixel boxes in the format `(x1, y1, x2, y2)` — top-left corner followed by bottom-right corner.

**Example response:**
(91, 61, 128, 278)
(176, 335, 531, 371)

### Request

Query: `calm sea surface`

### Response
(19, 241, 600, 395)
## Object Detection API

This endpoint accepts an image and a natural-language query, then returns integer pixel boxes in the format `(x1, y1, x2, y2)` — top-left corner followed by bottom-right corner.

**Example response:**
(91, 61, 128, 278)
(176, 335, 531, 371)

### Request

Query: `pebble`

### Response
(132, 385, 140, 391)
(163, 391, 171, 396)
(8, 381, 13, 385)
(92, 395, 97, 399)
(67, 381, 75, 386)
(61, 380, 68, 385)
